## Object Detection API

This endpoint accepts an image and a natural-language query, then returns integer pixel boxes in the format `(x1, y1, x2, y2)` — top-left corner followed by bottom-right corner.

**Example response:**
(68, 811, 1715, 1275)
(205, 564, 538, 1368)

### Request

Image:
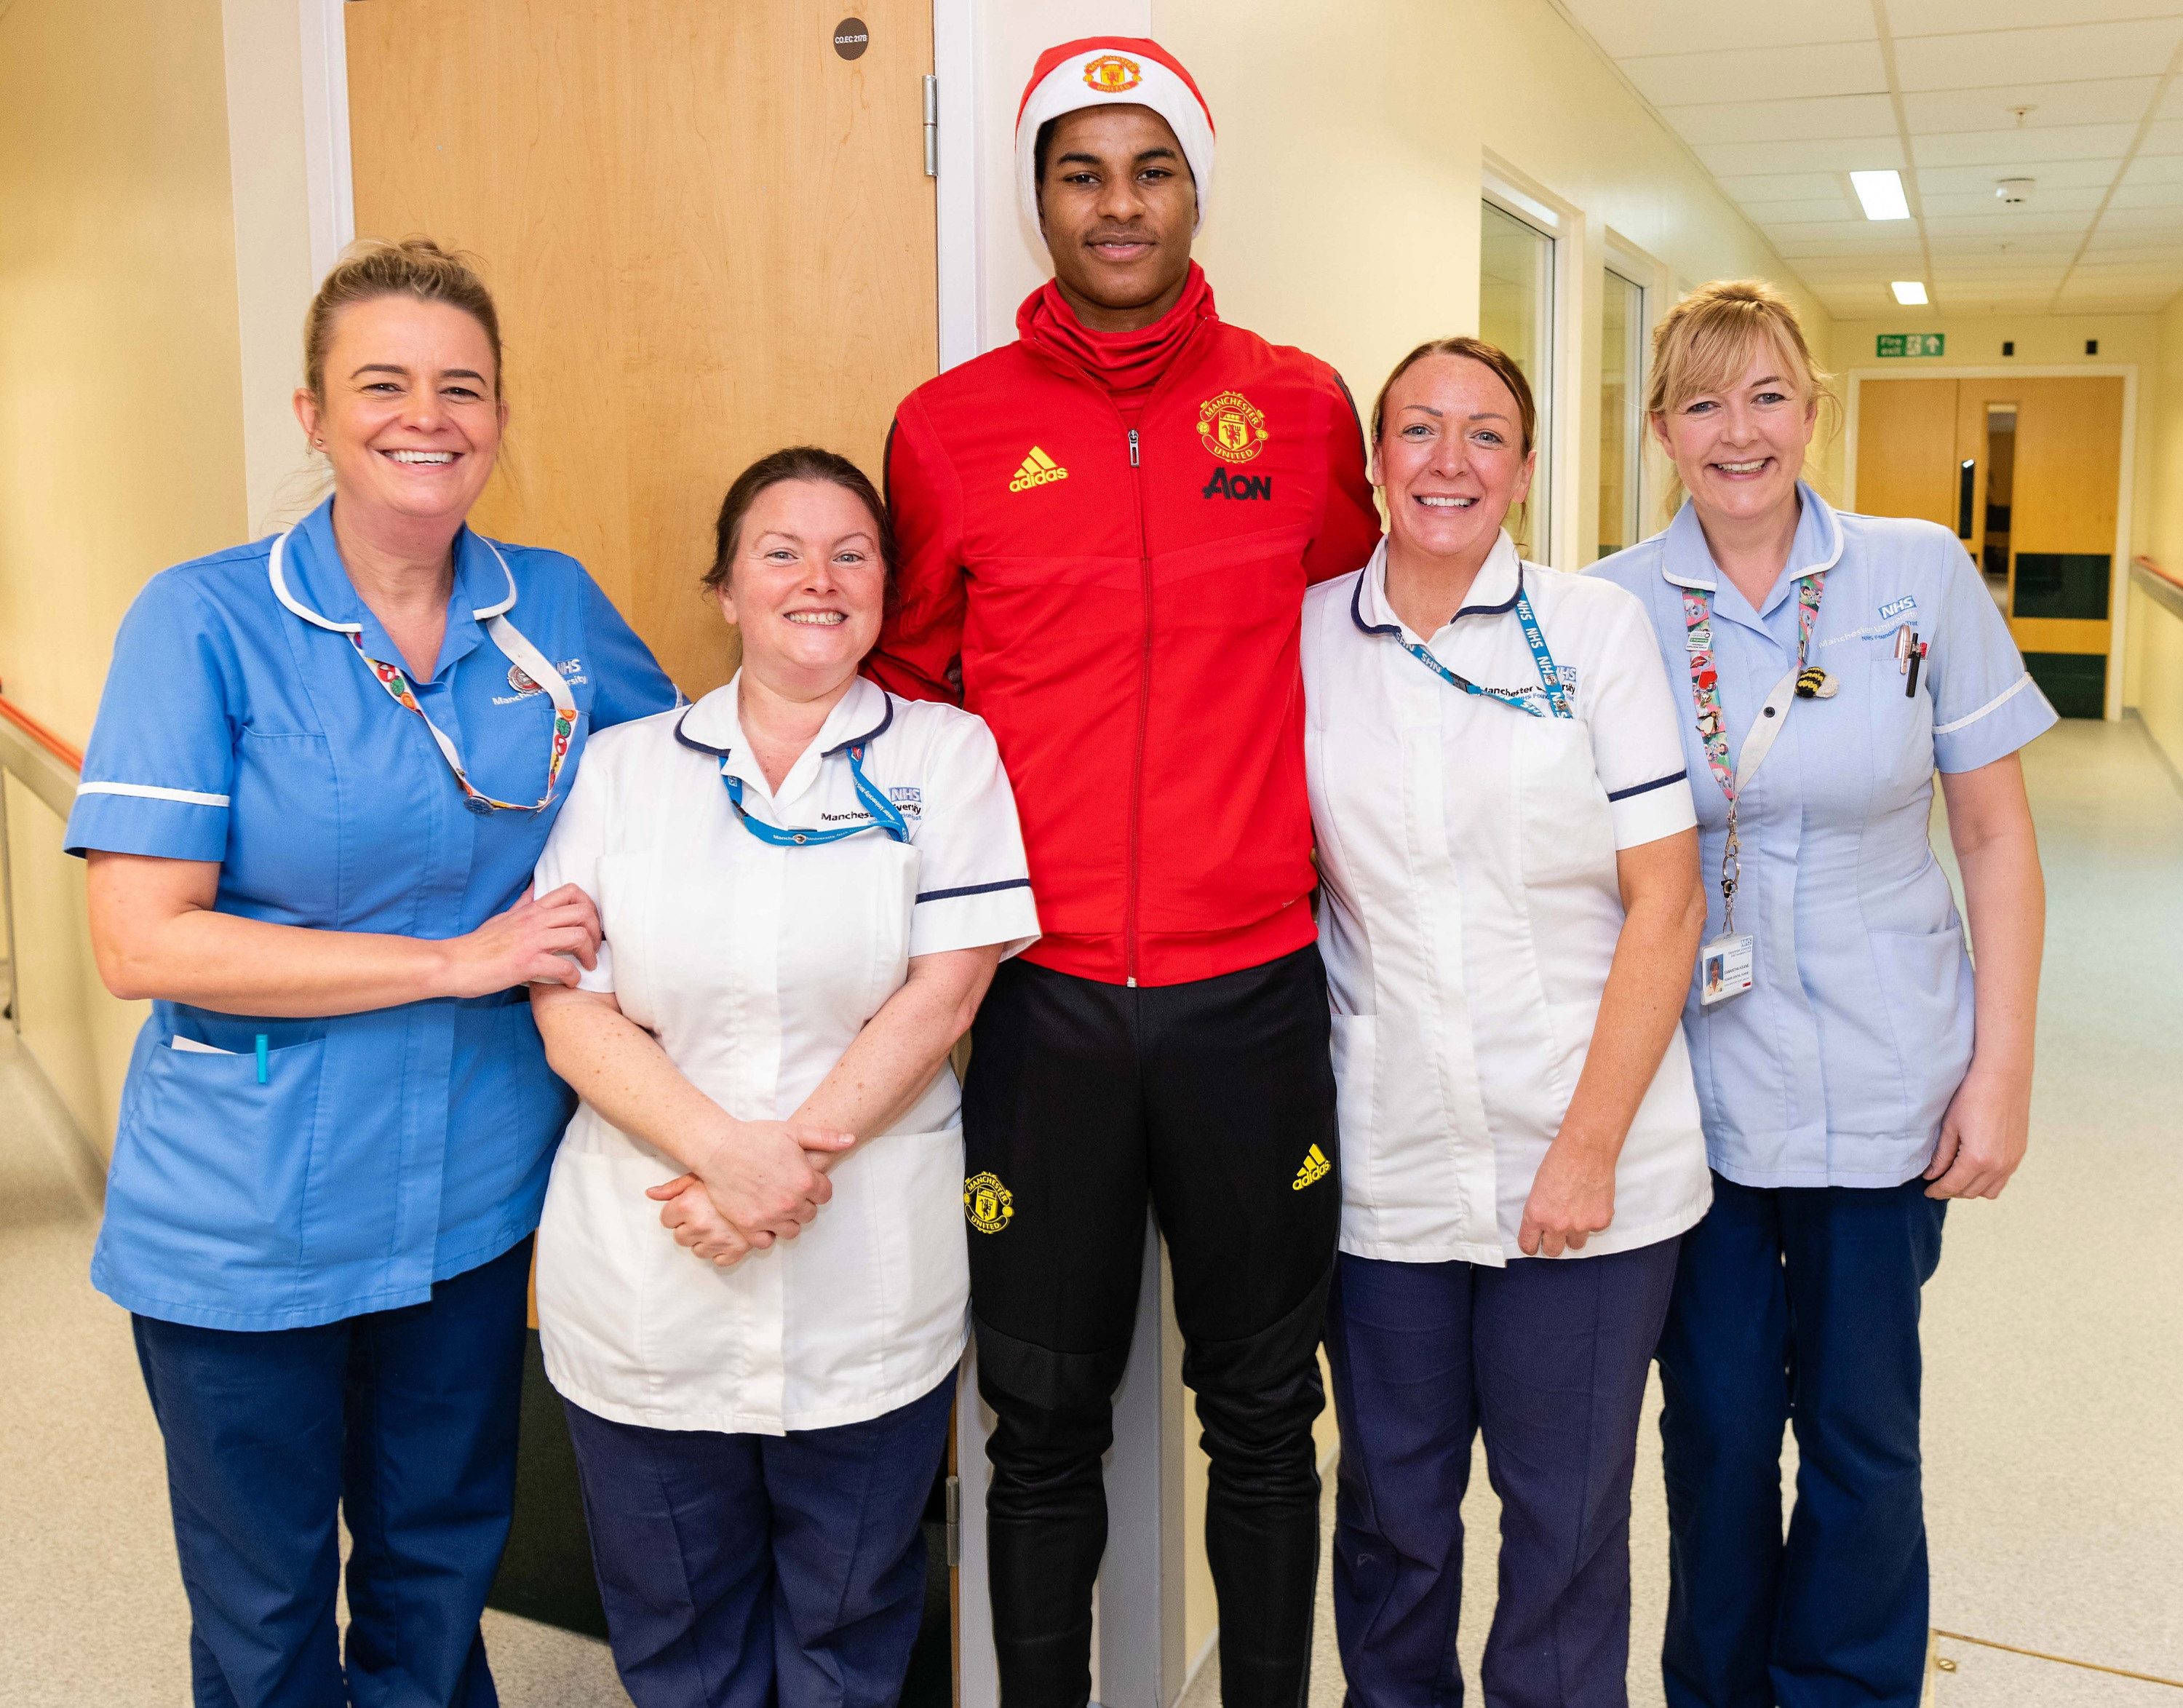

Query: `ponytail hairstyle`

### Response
(303, 237, 504, 402)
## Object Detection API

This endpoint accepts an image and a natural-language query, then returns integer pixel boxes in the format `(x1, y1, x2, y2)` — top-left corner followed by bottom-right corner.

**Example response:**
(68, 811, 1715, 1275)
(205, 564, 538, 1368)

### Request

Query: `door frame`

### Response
(1845, 364, 2139, 721)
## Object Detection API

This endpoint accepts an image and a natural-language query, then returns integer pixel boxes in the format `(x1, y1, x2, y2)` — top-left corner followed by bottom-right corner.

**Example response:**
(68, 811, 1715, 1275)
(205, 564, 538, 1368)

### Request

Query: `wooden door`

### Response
(1854, 378, 1960, 531)
(1856, 375, 2123, 717)
(346, 0, 938, 697)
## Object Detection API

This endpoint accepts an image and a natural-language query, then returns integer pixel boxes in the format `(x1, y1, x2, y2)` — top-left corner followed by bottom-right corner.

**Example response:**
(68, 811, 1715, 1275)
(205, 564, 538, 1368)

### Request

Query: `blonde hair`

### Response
(302, 237, 504, 402)
(1647, 279, 1837, 512)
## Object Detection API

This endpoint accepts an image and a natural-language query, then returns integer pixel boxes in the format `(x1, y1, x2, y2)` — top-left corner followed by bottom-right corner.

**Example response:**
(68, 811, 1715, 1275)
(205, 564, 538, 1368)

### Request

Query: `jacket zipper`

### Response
(1124, 425, 1150, 987)
(1027, 322, 1208, 990)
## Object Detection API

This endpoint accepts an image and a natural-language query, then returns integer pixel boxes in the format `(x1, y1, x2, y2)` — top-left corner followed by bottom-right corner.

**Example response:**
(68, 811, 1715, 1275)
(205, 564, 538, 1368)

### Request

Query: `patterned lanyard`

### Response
(722, 742, 908, 847)
(1679, 571, 1826, 928)
(349, 635, 576, 816)
(269, 527, 578, 816)
(1401, 585, 1573, 720)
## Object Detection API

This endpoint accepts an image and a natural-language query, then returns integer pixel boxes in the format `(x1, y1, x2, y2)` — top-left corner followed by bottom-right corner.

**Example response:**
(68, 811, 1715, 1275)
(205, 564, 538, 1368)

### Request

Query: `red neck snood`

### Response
(1018, 263, 1217, 408)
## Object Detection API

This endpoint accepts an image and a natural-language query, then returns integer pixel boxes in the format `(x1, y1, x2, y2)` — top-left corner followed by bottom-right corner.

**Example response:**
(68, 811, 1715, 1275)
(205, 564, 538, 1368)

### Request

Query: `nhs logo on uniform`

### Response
(1879, 595, 1917, 621)
(888, 785, 923, 819)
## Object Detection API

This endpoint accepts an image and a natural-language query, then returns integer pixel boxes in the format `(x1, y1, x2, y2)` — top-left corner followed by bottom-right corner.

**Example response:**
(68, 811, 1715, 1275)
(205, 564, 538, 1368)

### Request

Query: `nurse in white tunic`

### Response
(1303, 339, 1710, 1707)
(527, 448, 1038, 1708)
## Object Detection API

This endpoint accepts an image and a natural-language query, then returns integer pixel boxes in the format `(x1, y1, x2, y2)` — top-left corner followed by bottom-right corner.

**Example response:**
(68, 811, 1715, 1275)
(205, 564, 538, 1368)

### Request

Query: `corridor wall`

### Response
(2130, 290, 2183, 776)
(0, 0, 253, 1150)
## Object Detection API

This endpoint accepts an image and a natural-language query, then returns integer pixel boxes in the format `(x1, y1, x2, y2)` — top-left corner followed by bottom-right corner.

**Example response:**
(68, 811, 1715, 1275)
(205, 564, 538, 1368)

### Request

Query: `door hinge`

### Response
(923, 75, 939, 178)
(945, 1474, 961, 1566)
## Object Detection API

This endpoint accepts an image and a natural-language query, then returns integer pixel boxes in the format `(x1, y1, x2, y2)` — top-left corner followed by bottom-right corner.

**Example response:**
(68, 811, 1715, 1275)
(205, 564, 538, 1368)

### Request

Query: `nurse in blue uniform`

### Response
(66, 238, 677, 1708)
(1597, 279, 2053, 1708)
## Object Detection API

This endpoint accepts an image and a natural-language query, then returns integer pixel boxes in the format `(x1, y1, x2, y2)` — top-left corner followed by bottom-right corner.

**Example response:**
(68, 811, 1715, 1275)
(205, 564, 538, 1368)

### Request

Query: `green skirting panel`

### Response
(2023, 652, 2107, 720)
(486, 1332, 953, 1707)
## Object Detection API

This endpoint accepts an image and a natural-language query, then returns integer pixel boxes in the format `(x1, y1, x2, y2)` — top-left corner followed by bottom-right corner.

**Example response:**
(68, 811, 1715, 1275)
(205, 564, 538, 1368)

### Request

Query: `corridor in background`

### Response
(1856, 376, 2125, 718)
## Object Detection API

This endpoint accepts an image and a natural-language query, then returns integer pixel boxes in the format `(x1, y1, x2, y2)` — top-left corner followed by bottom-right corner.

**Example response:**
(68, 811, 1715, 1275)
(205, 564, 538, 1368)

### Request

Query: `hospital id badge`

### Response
(1698, 933, 1754, 1007)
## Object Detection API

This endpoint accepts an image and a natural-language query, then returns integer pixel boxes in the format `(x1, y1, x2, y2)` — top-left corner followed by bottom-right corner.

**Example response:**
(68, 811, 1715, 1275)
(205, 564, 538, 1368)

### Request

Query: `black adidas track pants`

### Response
(961, 945, 1340, 1708)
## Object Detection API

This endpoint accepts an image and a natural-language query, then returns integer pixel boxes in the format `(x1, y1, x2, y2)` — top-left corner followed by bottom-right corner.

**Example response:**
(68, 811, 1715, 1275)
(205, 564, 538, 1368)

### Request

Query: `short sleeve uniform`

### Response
(1594, 485, 2057, 1188)
(531, 675, 1038, 1435)
(1303, 532, 1711, 1264)
(64, 497, 678, 1330)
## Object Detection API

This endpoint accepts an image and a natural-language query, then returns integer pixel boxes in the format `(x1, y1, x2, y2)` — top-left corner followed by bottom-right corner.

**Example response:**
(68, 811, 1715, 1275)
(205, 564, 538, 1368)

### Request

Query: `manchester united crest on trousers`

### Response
(1198, 391, 1269, 464)
(963, 1172, 1014, 1234)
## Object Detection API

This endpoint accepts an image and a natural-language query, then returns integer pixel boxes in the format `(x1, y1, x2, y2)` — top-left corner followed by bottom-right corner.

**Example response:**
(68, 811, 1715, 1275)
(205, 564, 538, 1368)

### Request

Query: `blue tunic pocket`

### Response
(100, 1033, 330, 1312)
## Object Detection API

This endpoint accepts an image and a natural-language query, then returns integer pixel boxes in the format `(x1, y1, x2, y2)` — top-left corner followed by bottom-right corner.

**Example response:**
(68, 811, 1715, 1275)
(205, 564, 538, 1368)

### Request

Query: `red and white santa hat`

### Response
(1016, 37, 1217, 234)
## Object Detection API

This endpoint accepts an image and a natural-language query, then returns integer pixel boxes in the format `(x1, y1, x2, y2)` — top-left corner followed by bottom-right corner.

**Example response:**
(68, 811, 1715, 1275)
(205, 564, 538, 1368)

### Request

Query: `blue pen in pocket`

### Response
(255, 1034, 269, 1085)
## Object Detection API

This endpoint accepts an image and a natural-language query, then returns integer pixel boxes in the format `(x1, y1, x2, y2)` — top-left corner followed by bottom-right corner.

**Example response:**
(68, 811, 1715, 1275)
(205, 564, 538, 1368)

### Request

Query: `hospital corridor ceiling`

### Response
(1556, 0, 2183, 317)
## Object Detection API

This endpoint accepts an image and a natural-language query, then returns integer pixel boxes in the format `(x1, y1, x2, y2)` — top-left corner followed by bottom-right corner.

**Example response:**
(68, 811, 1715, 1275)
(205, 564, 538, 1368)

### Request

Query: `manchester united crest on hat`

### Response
(1198, 391, 1268, 465)
(1081, 52, 1142, 92)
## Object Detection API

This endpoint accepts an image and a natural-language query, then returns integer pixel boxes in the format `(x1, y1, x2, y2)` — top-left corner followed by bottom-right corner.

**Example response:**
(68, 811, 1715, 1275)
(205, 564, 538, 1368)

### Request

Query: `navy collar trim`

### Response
(672, 692, 894, 763)
(1350, 560, 1526, 640)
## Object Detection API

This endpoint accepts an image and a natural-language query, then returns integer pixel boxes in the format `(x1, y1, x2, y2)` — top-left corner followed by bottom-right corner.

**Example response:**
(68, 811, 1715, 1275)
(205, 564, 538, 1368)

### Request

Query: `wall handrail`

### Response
(0, 688, 84, 775)
(0, 686, 83, 822)
(2133, 554, 2183, 597)
(2131, 556, 2183, 629)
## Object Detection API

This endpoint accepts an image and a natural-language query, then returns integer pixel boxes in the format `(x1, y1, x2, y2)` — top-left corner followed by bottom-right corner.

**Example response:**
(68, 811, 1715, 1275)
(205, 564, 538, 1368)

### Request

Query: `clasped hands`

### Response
(647, 1116, 856, 1268)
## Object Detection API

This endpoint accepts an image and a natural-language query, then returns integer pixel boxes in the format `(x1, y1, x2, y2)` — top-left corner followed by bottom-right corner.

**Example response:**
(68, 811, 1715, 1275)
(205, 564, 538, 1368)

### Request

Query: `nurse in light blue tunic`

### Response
(1595, 280, 2052, 1708)
(65, 239, 677, 1708)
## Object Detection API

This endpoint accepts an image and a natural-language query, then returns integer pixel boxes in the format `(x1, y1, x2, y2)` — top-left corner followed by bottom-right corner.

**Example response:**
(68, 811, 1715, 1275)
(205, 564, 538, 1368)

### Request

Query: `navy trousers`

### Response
(131, 1237, 532, 1708)
(1657, 1175, 1947, 1708)
(562, 1375, 953, 1708)
(1325, 1240, 1682, 1708)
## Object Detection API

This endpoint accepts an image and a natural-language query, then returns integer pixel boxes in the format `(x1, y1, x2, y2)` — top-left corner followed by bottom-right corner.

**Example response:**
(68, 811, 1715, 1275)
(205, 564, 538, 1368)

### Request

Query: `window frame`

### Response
(1480, 162, 1577, 566)
(1598, 263, 1648, 561)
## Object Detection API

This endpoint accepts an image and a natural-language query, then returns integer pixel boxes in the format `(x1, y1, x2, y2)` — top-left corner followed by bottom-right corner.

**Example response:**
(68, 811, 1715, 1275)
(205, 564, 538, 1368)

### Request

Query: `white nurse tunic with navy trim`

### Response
(530, 675, 1038, 1435)
(1303, 533, 1712, 1266)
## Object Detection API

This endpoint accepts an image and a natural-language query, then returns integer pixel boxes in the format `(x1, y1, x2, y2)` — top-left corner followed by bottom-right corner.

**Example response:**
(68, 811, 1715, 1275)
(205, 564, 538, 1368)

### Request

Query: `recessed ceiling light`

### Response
(1892, 280, 1929, 305)
(1851, 170, 1912, 222)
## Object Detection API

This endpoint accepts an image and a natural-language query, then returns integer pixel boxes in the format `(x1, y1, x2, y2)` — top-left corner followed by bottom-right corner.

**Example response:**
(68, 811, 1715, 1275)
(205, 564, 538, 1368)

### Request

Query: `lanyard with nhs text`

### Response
(1680, 571, 1834, 1005)
(1399, 585, 1572, 719)
(720, 742, 908, 847)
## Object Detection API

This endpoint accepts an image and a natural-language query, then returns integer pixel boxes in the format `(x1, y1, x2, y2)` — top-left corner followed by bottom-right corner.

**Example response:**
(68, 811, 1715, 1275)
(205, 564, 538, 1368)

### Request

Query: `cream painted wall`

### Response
(2125, 293, 2183, 772)
(0, 0, 258, 1145)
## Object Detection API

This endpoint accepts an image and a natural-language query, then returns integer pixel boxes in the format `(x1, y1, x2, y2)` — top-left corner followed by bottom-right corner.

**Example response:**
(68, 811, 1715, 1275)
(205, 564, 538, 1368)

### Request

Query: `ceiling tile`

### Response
(1695, 136, 1905, 175)
(1901, 79, 2158, 136)
(1664, 93, 1901, 145)
(2074, 241, 2183, 263)
(1626, 41, 1887, 108)
(1892, 20, 2183, 92)
(1913, 124, 2139, 167)
(1922, 210, 2097, 236)
(2139, 119, 2183, 154)
(1891, 0, 2183, 32)
(2120, 154, 2183, 185)
(1759, 218, 1921, 245)
(1557, 0, 1873, 58)
(1714, 170, 1858, 200)
(1916, 185, 2108, 217)
(1737, 194, 1864, 223)
(2092, 202, 2183, 229)
(1917, 159, 2120, 194)
(2106, 178, 2183, 208)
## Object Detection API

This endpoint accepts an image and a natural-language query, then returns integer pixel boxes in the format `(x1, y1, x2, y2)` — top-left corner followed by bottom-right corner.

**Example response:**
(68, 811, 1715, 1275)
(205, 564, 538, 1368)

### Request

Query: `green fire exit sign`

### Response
(1876, 333, 1944, 357)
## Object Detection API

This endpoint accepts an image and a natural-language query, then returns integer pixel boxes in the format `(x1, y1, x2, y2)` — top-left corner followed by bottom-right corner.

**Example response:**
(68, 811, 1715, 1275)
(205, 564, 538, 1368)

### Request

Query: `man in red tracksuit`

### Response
(867, 37, 1381, 1708)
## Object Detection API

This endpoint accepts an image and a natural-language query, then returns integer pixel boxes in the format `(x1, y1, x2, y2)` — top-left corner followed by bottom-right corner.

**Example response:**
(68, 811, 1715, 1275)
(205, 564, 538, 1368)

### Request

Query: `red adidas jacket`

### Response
(869, 270, 1383, 986)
